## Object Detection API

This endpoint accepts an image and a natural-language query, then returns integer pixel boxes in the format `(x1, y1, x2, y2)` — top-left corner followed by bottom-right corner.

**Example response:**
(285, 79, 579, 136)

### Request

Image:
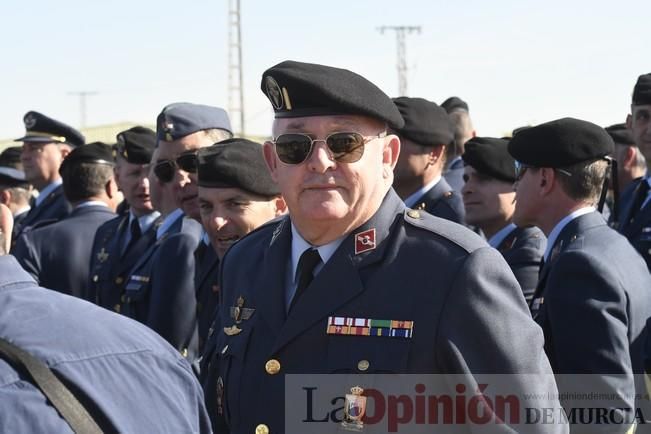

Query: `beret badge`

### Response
(264, 76, 285, 110)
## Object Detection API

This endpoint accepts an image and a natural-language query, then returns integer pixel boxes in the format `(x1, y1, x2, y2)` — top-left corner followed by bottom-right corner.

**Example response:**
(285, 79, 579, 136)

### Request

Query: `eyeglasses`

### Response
(153, 151, 198, 183)
(272, 131, 387, 165)
(514, 161, 572, 181)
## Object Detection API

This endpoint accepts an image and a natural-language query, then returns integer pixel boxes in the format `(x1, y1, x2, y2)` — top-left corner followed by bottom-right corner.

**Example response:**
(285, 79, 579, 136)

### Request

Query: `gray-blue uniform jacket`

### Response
(203, 189, 564, 434)
(12, 184, 71, 244)
(12, 204, 116, 299)
(411, 177, 465, 225)
(195, 243, 220, 353)
(618, 178, 651, 269)
(87, 213, 160, 310)
(123, 215, 202, 359)
(530, 211, 651, 431)
(496, 225, 546, 303)
(0, 255, 211, 433)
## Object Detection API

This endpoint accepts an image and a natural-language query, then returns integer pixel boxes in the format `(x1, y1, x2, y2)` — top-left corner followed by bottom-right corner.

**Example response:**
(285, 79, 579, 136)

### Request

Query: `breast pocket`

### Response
(214, 325, 254, 426)
(327, 336, 410, 374)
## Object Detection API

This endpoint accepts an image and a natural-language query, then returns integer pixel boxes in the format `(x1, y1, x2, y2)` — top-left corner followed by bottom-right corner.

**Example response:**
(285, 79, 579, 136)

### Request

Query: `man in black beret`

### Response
(441, 96, 476, 194)
(12, 111, 85, 242)
(509, 117, 651, 431)
(87, 126, 161, 310)
(617, 73, 651, 269)
(0, 146, 24, 170)
(606, 123, 646, 192)
(195, 138, 286, 353)
(461, 137, 545, 301)
(202, 60, 563, 434)
(391, 97, 465, 224)
(13, 142, 120, 299)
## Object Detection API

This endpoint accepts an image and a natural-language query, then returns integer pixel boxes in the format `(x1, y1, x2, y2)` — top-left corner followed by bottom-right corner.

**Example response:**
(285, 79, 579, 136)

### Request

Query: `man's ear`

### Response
(383, 134, 401, 169)
(272, 196, 288, 216)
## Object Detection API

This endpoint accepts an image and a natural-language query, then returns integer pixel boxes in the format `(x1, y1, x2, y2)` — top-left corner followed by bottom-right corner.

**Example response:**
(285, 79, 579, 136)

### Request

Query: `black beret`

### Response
(632, 73, 651, 106)
(462, 137, 515, 183)
(605, 123, 635, 146)
(197, 138, 279, 197)
(14, 111, 85, 147)
(0, 167, 28, 188)
(261, 60, 404, 129)
(392, 97, 454, 146)
(156, 102, 232, 142)
(116, 126, 156, 164)
(508, 118, 614, 168)
(0, 146, 22, 169)
(59, 142, 115, 174)
(441, 96, 469, 113)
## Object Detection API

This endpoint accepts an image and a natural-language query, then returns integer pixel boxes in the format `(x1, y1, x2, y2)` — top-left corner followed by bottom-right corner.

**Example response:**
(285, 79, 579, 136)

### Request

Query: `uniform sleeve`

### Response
(436, 246, 567, 433)
(11, 233, 41, 283)
(147, 234, 199, 358)
(506, 244, 543, 303)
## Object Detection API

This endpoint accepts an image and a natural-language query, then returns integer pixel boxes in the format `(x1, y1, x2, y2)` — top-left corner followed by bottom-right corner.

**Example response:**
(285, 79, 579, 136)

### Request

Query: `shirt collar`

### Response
(35, 179, 62, 207)
(129, 210, 161, 234)
(403, 175, 442, 208)
(488, 223, 517, 249)
(156, 208, 184, 240)
(290, 222, 345, 284)
(75, 200, 109, 210)
(543, 206, 595, 261)
(13, 205, 31, 218)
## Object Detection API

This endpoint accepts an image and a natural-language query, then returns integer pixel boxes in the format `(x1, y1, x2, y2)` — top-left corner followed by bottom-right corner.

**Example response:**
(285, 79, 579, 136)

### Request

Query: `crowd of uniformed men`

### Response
(1, 61, 651, 433)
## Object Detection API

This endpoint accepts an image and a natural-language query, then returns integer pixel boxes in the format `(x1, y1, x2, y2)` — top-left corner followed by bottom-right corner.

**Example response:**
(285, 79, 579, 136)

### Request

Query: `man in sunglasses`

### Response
(391, 96, 465, 224)
(87, 126, 160, 309)
(119, 103, 230, 362)
(461, 136, 545, 302)
(617, 73, 651, 270)
(509, 118, 651, 432)
(195, 139, 286, 355)
(12, 111, 85, 245)
(204, 60, 564, 434)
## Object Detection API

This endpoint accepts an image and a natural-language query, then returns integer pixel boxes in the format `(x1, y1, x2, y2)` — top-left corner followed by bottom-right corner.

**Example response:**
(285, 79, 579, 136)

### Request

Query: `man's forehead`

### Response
(273, 115, 383, 133)
(198, 186, 253, 202)
(633, 104, 651, 113)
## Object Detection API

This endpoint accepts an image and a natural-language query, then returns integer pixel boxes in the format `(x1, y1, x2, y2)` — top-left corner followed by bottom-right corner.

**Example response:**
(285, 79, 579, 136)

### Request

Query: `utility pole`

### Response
(228, 0, 245, 136)
(68, 91, 98, 128)
(377, 26, 421, 96)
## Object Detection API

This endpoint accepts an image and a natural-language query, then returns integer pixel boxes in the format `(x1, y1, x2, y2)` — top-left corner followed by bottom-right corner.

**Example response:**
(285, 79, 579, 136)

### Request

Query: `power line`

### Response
(377, 26, 421, 96)
(228, 0, 245, 135)
(67, 91, 98, 128)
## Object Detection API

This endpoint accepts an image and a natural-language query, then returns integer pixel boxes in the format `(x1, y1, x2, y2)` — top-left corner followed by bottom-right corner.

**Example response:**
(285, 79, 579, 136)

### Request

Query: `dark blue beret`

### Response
(116, 126, 156, 164)
(605, 123, 635, 146)
(441, 96, 469, 113)
(508, 118, 614, 167)
(392, 97, 454, 146)
(197, 138, 279, 197)
(463, 137, 515, 183)
(261, 60, 404, 129)
(60, 142, 115, 174)
(15, 111, 85, 147)
(156, 102, 232, 142)
(0, 147, 22, 169)
(633, 73, 651, 106)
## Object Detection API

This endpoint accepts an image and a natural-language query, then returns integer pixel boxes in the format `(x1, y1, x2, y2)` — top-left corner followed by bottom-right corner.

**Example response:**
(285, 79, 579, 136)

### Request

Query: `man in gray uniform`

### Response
(203, 60, 565, 434)
(0, 205, 211, 433)
(510, 118, 651, 433)
(13, 143, 120, 298)
(461, 136, 546, 301)
(392, 97, 465, 224)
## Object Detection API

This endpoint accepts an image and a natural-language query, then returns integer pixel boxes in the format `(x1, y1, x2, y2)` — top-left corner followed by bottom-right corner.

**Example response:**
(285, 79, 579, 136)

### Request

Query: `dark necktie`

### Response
(628, 180, 650, 225)
(289, 248, 322, 312)
(123, 218, 142, 255)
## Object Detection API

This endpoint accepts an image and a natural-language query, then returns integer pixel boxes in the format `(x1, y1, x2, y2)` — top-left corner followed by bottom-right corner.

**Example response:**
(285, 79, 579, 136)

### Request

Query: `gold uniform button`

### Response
(120, 294, 126, 303)
(115, 276, 124, 285)
(265, 359, 281, 375)
(407, 210, 421, 219)
(92, 275, 98, 282)
(357, 359, 370, 371)
(255, 424, 269, 434)
(113, 304, 121, 313)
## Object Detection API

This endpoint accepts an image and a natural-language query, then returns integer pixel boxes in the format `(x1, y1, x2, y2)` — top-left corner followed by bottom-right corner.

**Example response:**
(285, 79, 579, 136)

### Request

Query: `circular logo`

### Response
(264, 76, 284, 110)
(24, 113, 36, 129)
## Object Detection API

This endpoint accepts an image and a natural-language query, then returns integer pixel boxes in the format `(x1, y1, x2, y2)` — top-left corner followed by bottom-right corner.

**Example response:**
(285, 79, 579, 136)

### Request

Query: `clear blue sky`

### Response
(1, 0, 649, 140)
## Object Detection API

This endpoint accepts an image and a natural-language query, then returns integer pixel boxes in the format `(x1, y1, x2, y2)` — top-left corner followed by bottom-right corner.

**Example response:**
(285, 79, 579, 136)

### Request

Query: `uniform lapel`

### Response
(270, 190, 405, 354)
(118, 221, 159, 275)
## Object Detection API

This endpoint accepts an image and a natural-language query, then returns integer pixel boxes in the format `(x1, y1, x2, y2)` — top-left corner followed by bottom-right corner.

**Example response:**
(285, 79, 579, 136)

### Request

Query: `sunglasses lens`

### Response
(275, 134, 313, 164)
(326, 133, 365, 163)
(154, 160, 175, 183)
(177, 153, 198, 173)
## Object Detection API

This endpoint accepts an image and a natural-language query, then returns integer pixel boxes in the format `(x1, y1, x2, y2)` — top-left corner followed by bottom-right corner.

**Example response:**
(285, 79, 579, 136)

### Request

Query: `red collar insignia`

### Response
(354, 228, 376, 255)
